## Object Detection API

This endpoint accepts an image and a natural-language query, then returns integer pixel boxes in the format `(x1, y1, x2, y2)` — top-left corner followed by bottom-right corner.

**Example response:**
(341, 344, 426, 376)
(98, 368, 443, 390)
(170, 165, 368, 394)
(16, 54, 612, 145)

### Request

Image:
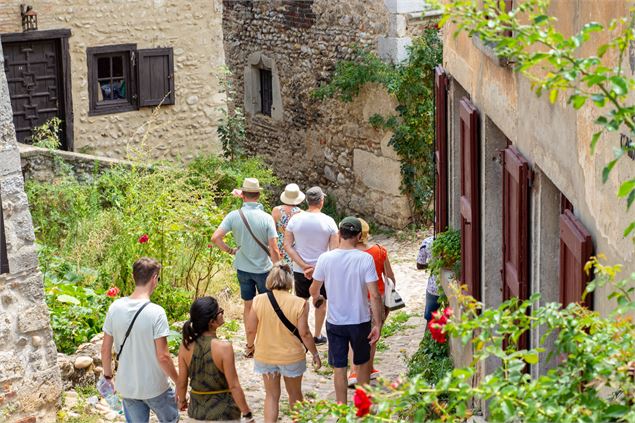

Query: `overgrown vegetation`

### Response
(313, 29, 443, 223)
(31, 117, 62, 150)
(376, 310, 415, 352)
(28, 155, 276, 353)
(429, 229, 461, 277)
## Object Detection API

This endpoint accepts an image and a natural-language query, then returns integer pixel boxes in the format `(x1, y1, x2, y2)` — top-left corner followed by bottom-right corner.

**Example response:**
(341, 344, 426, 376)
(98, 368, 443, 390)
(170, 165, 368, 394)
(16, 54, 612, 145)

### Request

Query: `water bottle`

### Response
(97, 375, 123, 413)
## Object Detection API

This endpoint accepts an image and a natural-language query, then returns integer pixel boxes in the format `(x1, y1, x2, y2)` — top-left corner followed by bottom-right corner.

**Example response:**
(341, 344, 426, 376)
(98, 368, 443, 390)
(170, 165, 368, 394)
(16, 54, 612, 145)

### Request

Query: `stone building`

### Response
(0, 1, 226, 160)
(437, 0, 635, 380)
(0, 39, 62, 422)
(222, 0, 434, 227)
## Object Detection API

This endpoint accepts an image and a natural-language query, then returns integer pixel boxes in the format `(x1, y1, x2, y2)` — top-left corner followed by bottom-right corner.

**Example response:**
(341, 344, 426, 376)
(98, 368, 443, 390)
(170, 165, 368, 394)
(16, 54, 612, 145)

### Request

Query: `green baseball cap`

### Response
(339, 216, 362, 233)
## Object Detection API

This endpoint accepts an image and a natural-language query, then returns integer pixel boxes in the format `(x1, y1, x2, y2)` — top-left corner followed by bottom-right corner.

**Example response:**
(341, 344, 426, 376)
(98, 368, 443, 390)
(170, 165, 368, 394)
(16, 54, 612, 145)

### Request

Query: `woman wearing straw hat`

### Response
(271, 184, 305, 263)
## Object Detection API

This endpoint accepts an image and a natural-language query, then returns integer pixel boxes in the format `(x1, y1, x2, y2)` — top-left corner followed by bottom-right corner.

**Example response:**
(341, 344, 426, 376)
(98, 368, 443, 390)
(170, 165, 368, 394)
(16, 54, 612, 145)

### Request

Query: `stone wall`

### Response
(0, 1, 226, 160)
(0, 39, 62, 423)
(19, 143, 133, 184)
(223, 0, 430, 227)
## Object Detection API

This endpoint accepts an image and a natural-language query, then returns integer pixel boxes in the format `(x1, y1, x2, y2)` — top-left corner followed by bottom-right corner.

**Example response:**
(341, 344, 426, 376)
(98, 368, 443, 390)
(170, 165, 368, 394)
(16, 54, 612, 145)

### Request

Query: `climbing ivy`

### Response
(313, 29, 443, 224)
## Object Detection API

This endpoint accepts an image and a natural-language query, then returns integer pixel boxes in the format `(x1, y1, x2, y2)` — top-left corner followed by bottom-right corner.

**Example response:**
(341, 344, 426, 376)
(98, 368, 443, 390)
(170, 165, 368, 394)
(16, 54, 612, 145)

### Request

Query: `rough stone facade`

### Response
(223, 0, 430, 227)
(0, 40, 62, 423)
(0, 1, 226, 160)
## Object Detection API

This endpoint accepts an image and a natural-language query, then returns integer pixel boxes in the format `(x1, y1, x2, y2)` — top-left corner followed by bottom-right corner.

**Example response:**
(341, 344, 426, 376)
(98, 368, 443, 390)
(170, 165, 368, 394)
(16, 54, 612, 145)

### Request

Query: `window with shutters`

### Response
(0, 199, 8, 274)
(434, 66, 449, 235)
(259, 68, 273, 116)
(559, 210, 593, 308)
(87, 45, 174, 115)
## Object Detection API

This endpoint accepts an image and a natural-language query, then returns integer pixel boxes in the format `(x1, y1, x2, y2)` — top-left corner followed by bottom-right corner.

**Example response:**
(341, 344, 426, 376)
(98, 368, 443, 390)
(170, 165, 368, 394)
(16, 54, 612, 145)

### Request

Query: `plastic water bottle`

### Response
(97, 375, 123, 414)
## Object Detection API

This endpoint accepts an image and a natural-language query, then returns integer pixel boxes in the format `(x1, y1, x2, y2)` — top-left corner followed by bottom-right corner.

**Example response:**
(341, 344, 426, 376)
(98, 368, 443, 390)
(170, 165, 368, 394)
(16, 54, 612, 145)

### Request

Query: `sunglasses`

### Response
(214, 308, 224, 320)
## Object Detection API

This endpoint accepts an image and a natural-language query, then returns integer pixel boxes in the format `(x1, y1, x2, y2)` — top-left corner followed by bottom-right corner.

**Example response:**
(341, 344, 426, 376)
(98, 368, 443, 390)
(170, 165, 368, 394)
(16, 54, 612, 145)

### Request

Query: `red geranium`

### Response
(353, 388, 372, 417)
(428, 307, 452, 343)
(138, 234, 149, 244)
(106, 287, 120, 298)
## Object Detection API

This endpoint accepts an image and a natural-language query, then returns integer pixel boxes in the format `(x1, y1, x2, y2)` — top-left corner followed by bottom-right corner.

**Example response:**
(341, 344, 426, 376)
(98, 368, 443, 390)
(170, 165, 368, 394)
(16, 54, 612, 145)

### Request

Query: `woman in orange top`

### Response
(245, 262, 321, 422)
(348, 218, 396, 386)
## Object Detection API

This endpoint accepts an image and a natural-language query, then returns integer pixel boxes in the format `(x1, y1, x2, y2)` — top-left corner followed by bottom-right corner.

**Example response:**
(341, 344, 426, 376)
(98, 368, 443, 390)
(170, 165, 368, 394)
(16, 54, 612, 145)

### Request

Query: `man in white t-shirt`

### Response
(310, 216, 382, 404)
(101, 257, 179, 423)
(284, 186, 338, 344)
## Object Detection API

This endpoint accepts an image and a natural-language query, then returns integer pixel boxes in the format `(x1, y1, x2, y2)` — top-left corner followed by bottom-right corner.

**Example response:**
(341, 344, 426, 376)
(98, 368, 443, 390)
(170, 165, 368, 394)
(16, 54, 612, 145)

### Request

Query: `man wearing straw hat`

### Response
(211, 178, 280, 356)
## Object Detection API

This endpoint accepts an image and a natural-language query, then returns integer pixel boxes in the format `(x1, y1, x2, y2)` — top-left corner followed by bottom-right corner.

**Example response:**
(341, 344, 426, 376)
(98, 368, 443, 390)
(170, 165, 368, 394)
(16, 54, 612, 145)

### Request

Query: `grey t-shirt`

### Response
(103, 298, 170, 400)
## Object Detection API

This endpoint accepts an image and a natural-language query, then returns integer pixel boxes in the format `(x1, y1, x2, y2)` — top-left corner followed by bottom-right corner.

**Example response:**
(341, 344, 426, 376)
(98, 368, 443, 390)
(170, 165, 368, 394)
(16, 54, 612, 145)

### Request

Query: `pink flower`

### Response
(138, 234, 149, 244)
(106, 287, 120, 298)
(231, 189, 242, 197)
(443, 307, 453, 319)
(353, 388, 372, 417)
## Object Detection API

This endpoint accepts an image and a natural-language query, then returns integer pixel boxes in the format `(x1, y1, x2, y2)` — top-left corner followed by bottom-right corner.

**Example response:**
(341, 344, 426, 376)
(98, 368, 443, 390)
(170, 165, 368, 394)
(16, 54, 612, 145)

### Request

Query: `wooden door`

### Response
(559, 210, 593, 308)
(434, 66, 449, 234)
(459, 97, 480, 300)
(3, 39, 66, 147)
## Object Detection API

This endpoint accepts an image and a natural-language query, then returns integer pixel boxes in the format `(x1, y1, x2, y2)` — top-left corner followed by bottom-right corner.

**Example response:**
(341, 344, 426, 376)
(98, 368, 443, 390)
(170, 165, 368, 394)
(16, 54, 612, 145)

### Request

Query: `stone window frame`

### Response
(244, 52, 283, 121)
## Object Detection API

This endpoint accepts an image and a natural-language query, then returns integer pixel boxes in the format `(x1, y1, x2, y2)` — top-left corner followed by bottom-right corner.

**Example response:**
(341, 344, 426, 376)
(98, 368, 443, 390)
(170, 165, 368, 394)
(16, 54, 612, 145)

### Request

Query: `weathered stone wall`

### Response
(0, 38, 62, 423)
(19, 143, 133, 184)
(0, 1, 226, 160)
(223, 0, 425, 227)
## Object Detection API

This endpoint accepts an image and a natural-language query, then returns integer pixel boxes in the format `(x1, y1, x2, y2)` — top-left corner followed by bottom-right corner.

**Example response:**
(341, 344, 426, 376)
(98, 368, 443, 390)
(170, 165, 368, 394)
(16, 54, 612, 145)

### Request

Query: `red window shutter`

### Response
(0, 197, 9, 274)
(434, 66, 449, 234)
(138, 48, 175, 107)
(502, 147, 530, 301)
(459, 97, 481, 301)
(504, 0, 514, 11)
(559, 210, 593, 308)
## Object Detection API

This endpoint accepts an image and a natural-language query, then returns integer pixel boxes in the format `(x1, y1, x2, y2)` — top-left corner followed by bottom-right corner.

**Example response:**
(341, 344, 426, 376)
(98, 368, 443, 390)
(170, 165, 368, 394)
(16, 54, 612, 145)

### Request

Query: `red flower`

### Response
(428, 307, 452, 343)
(106, 287, 120, 298)
(138, 234, 149, 244)
(353, 388, 372, 417)
(207, 244, 213, 249)
(443, 307, 453, 319)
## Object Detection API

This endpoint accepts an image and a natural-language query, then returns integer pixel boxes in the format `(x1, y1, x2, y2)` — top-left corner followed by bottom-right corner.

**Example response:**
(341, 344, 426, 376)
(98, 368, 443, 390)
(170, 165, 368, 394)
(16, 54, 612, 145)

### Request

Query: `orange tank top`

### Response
(365, 244, 387, 295)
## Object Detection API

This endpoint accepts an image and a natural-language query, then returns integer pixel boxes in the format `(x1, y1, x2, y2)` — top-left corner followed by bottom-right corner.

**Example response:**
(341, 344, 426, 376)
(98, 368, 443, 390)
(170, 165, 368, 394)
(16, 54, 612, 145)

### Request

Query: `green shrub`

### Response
(407, 331, 453, 383)
(429, 229, 461, 277)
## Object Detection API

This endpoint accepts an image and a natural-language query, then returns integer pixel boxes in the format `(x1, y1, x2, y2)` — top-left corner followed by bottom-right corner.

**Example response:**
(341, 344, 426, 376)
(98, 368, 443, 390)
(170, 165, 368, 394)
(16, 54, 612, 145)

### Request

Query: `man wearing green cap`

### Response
(310, 216, 382, 403)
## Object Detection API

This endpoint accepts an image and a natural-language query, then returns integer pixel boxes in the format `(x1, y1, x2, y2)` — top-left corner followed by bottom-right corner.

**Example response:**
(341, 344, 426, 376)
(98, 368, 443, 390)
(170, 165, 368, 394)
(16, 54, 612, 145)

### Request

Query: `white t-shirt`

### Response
(103, 298, 170, 400)
(286, 211, 338, 273)
(313, 249, 379, 325)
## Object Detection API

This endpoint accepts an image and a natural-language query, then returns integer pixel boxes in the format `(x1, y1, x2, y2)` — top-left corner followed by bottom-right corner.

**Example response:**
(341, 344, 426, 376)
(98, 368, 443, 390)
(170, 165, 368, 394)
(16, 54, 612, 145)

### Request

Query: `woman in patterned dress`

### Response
(271, 184, 304, 263)
(177, 297, 254, 421)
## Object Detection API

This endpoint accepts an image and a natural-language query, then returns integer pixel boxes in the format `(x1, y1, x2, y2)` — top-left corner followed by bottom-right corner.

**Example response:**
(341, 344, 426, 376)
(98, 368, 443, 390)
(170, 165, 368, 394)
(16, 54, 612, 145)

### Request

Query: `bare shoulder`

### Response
(211, 338, 234, 354)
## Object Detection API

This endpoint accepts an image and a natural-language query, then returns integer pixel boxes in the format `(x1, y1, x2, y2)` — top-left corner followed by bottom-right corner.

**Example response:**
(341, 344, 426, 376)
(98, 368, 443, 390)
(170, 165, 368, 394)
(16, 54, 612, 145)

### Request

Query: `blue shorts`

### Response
(326, 321, 372, 368)
(122, 387, 179, 423)
(254, 359, 306, 378)
(236, 269, 269, 301)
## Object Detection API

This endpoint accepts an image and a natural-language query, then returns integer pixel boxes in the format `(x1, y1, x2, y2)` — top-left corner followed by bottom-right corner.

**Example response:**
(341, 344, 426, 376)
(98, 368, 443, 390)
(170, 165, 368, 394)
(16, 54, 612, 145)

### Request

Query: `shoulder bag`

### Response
(377, 244, 405, 311)
(114, 301, 151, 371)
(266, 291, 308, 352)
(238, 208, 270, 256)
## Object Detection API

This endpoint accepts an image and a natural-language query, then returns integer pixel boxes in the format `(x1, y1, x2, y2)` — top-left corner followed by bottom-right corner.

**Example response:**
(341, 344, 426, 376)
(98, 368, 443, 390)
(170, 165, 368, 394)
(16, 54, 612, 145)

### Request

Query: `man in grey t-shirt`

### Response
(101, 257, 179, 423)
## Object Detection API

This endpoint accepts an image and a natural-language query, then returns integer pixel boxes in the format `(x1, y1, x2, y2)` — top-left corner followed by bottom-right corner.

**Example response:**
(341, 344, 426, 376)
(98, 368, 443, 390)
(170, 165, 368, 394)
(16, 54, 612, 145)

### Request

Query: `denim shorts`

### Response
(122, 387, 179, 423)
(254, 359, 307, 378)
(326, 321, 371, 368)
(236, 269, 269, 301)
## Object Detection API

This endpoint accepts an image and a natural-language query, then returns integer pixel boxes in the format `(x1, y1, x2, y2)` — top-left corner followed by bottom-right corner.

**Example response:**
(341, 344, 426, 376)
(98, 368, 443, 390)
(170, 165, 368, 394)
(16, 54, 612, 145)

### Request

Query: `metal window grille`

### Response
(0, 197, 9, 274)
(259, 68, 273, 116)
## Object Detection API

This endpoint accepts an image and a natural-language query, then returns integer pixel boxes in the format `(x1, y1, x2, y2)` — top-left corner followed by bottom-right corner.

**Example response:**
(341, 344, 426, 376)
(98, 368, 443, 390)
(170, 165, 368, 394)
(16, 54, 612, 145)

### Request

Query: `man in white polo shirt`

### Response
(310, 216, 382, 404)
(284, 186, 338, 344)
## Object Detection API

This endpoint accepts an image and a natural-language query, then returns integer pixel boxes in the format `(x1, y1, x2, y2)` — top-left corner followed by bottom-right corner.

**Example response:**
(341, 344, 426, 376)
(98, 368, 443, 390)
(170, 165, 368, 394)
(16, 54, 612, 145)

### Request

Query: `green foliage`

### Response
(313, 30, 443, 223)
(439, 0, 635, 238)
(32, 117, 62, 150)
(407, 331, 452, 382)
(28, 154, 277, 352)
(294, 262, 635, 422)
(429, 229, 461, 277)
(217, 66, 246, 161)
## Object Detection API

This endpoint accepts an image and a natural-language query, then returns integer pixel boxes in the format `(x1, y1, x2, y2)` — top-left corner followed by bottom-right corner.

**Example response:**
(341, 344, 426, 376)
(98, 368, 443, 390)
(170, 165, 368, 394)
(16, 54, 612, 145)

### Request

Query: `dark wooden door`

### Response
(0, 195, 8, 274)
(502, 146, 530, 301)
(434, 66, 449, 234)
(459, 97, 481, 300)
(559, 210, 593, 308)
(3, 39, 66, 147)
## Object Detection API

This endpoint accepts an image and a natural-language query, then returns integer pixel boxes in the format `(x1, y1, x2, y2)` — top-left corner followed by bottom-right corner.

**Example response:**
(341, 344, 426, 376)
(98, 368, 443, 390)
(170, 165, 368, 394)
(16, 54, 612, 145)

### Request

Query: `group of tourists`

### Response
(101, 178, 397, 423)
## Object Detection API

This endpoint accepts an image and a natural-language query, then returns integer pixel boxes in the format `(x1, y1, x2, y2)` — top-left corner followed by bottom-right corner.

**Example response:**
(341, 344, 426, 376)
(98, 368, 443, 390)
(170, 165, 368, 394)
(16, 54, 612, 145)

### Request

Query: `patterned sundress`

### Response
(187, 336, 241, 421)
(275, 205, 302, 263)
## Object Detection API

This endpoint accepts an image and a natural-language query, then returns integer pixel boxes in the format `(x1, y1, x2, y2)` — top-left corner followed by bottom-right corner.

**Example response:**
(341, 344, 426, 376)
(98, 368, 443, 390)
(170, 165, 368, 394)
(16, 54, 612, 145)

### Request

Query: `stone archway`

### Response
(0, 37, 62, 422)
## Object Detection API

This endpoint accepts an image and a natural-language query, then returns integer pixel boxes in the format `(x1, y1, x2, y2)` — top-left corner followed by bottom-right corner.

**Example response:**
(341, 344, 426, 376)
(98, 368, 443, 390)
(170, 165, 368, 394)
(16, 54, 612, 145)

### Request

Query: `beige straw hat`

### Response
(239, 178, 262, 193)
(279, 183, 305, 205)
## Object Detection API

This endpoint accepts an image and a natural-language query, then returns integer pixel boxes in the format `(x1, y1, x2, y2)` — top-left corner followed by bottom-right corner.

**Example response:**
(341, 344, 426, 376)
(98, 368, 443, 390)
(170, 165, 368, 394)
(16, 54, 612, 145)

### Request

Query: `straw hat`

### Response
(239, 178, 262, 193)
(359, 218, 370, 243)
(279, 183, 305, 205)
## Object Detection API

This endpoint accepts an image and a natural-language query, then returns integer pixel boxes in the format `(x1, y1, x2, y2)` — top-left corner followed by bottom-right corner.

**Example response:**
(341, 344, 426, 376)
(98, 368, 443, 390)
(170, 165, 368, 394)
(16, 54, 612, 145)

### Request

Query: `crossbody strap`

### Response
(117, 301, 151, 360)
(266, 291, 308, 352)
(238, 208, 270, 256)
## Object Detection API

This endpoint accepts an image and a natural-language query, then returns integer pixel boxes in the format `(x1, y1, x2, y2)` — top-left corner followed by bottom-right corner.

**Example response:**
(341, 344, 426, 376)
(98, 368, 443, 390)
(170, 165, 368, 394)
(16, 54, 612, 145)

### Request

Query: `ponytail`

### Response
(182, 296, 220, 350)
